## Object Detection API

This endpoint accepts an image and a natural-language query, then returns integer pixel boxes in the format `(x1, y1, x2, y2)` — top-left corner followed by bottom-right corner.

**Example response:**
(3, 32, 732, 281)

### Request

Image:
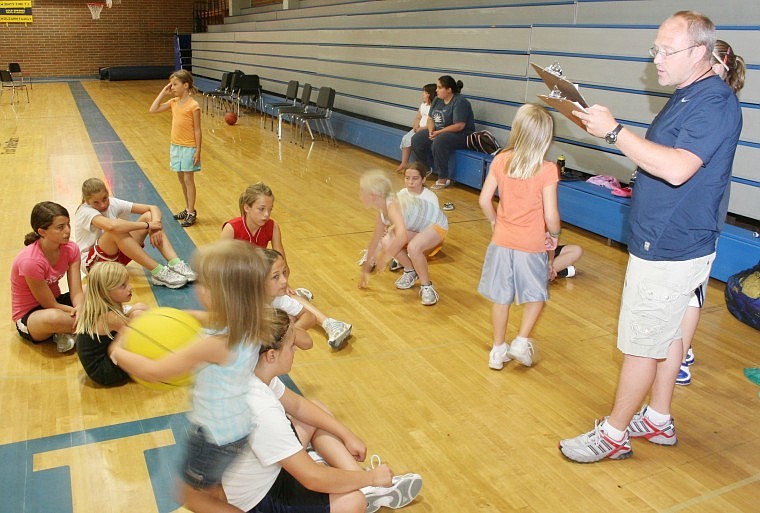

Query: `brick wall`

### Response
(0, 0, 195, 77)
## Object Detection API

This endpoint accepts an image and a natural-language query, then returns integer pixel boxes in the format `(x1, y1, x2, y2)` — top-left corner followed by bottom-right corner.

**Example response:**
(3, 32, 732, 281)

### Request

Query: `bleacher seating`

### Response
(191, 0, 760, 280)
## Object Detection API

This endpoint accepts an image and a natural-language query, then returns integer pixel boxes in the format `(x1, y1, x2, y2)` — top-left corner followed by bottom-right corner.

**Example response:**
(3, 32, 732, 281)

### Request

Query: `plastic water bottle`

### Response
(557, 155, 566, 178)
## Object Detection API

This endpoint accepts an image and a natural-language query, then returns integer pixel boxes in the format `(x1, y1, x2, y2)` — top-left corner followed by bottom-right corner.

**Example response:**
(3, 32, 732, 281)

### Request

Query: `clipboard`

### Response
(538, 94, 587, 130)
(531, 62, 589, 129)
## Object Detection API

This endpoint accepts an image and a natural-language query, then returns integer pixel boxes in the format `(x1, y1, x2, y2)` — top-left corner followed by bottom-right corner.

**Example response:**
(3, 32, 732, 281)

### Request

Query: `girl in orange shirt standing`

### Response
(477, 104, 561, 371)
(150, 69, 202, 227)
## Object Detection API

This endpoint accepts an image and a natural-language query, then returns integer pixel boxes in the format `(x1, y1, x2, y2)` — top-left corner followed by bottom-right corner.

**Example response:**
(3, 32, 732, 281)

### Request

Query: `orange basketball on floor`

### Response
(224, 112, 238, 125)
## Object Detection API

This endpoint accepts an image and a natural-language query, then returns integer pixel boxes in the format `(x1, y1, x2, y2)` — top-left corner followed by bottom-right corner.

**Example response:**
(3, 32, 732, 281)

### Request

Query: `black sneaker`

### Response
(173, 209, 188, 220)
(180, 211, 197, 227)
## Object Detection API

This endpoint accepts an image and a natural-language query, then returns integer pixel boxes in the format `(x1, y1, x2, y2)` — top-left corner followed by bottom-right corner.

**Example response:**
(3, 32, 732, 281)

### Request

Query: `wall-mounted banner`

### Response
(0, 0, 32, 23)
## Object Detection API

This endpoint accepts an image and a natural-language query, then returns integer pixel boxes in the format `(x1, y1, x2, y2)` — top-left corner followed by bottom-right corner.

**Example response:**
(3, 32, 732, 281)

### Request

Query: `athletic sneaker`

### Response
(508, 338, 535, 367)
(358, 249, 368, 266)
(676, 364, 692, 386)
(151, 266, 188, 289)
(306, 448, 327, 466)
(323, 318, 352, 350)
(628, 407, 678, 445)
(180, 210, 197, 227)
(395, 270, 418, 290)
(388, 258, 403, 272)
(565, 265, 576, 278)
(559, 421, 633, 463)
(419, 283, 439, 306)
(294, 288, 314, 302)
(169, 260, 197, 282)
(172, 209, 188, 220)
(363, 473, 423, 512)
(684, 347, 695, 366)
(53, 333, 76, 353)
(488, 344, 511, 370)
(358, 249, 376, 271)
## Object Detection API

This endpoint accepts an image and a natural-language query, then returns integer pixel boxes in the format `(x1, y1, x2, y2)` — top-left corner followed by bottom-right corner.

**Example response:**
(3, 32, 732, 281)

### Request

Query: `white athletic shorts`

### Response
(617, 253, 714, 358)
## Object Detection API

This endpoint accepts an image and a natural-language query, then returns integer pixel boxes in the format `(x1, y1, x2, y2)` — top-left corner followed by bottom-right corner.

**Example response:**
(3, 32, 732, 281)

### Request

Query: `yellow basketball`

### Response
(123, 307, 202, 390)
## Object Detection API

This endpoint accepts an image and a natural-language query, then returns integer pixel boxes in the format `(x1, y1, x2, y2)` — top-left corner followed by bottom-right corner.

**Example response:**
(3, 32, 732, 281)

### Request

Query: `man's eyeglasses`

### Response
(648, 44, 700, 58)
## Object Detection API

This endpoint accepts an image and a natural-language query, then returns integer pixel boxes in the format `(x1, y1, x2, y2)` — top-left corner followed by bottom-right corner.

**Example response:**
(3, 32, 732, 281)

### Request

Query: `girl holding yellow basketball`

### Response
(75, 261, 148, 386)
(108, 240, 273, 513)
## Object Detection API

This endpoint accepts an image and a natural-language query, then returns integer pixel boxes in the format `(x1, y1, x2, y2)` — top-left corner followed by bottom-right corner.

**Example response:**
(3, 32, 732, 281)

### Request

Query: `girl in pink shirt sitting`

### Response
(11, 202, 84, 352)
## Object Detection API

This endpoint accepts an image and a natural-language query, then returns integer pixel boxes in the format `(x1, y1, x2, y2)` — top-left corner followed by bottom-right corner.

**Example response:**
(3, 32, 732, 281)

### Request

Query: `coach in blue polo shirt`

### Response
(559, 10, 742, 463)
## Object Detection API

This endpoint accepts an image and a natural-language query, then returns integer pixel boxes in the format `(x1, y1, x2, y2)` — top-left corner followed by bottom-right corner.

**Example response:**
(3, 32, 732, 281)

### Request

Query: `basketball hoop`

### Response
(87, 3, 104, 19)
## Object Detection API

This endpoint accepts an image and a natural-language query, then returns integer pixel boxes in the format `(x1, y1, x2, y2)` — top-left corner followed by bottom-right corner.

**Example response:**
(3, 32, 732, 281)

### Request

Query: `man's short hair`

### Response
(672, 10, 716, 59)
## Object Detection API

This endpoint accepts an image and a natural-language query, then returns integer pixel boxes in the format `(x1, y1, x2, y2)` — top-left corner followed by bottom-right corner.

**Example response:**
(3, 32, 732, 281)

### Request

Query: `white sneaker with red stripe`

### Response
(627, 406, 678, 446)
(559, 420, 633, 463)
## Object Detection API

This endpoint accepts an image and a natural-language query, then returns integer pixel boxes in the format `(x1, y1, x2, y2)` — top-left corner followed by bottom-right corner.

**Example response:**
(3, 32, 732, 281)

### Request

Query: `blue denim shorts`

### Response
(180, 423, 248, 489)
(170, 144, 201, 172)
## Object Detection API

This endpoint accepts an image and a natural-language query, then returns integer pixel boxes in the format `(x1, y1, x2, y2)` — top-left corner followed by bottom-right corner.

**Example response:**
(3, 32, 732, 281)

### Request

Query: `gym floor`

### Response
(1, 79, 758, 513)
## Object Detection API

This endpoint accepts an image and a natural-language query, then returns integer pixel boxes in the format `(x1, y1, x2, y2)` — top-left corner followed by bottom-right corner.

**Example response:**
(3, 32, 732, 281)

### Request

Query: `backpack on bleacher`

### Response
(466, 130, 501, 155)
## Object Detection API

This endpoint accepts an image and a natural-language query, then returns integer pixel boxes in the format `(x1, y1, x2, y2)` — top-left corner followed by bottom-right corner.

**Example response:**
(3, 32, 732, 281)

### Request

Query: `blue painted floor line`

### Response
(68, 81, 200, 310)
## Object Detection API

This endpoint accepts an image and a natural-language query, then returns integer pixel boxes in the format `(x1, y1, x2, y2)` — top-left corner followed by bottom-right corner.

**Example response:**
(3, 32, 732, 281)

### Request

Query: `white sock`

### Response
(513, 336, 529, 344)
(644, 406, 671, 425)
(491, 342, 507, 353)
(600, 419, 627, 441)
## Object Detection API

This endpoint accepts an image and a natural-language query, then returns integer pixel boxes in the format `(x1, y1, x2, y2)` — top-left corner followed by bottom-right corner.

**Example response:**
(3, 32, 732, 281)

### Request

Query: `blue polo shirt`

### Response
(628, 75, 742, 261)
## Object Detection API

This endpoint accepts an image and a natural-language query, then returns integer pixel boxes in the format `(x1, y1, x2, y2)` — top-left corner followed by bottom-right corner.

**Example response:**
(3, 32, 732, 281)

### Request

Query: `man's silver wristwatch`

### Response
(605, 123, 623, 144)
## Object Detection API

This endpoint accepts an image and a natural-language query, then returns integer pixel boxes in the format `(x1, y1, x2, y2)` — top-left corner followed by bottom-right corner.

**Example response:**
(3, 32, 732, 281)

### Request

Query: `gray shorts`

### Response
(478, 243, 549, 305)
(617, 253, 714, 358)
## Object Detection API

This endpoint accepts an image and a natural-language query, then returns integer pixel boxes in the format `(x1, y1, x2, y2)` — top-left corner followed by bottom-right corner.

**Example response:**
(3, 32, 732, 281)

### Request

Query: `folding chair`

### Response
(0, 69, 29, 104)
(293, 86, 336, 148)
(262, 80, 299, 130)
(277, 83, 312, 140)
(203, 72, 232, 114)
(235, 74, 263, 115)
(219, 70, 244, 114)
(8, 63, 31, 90)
